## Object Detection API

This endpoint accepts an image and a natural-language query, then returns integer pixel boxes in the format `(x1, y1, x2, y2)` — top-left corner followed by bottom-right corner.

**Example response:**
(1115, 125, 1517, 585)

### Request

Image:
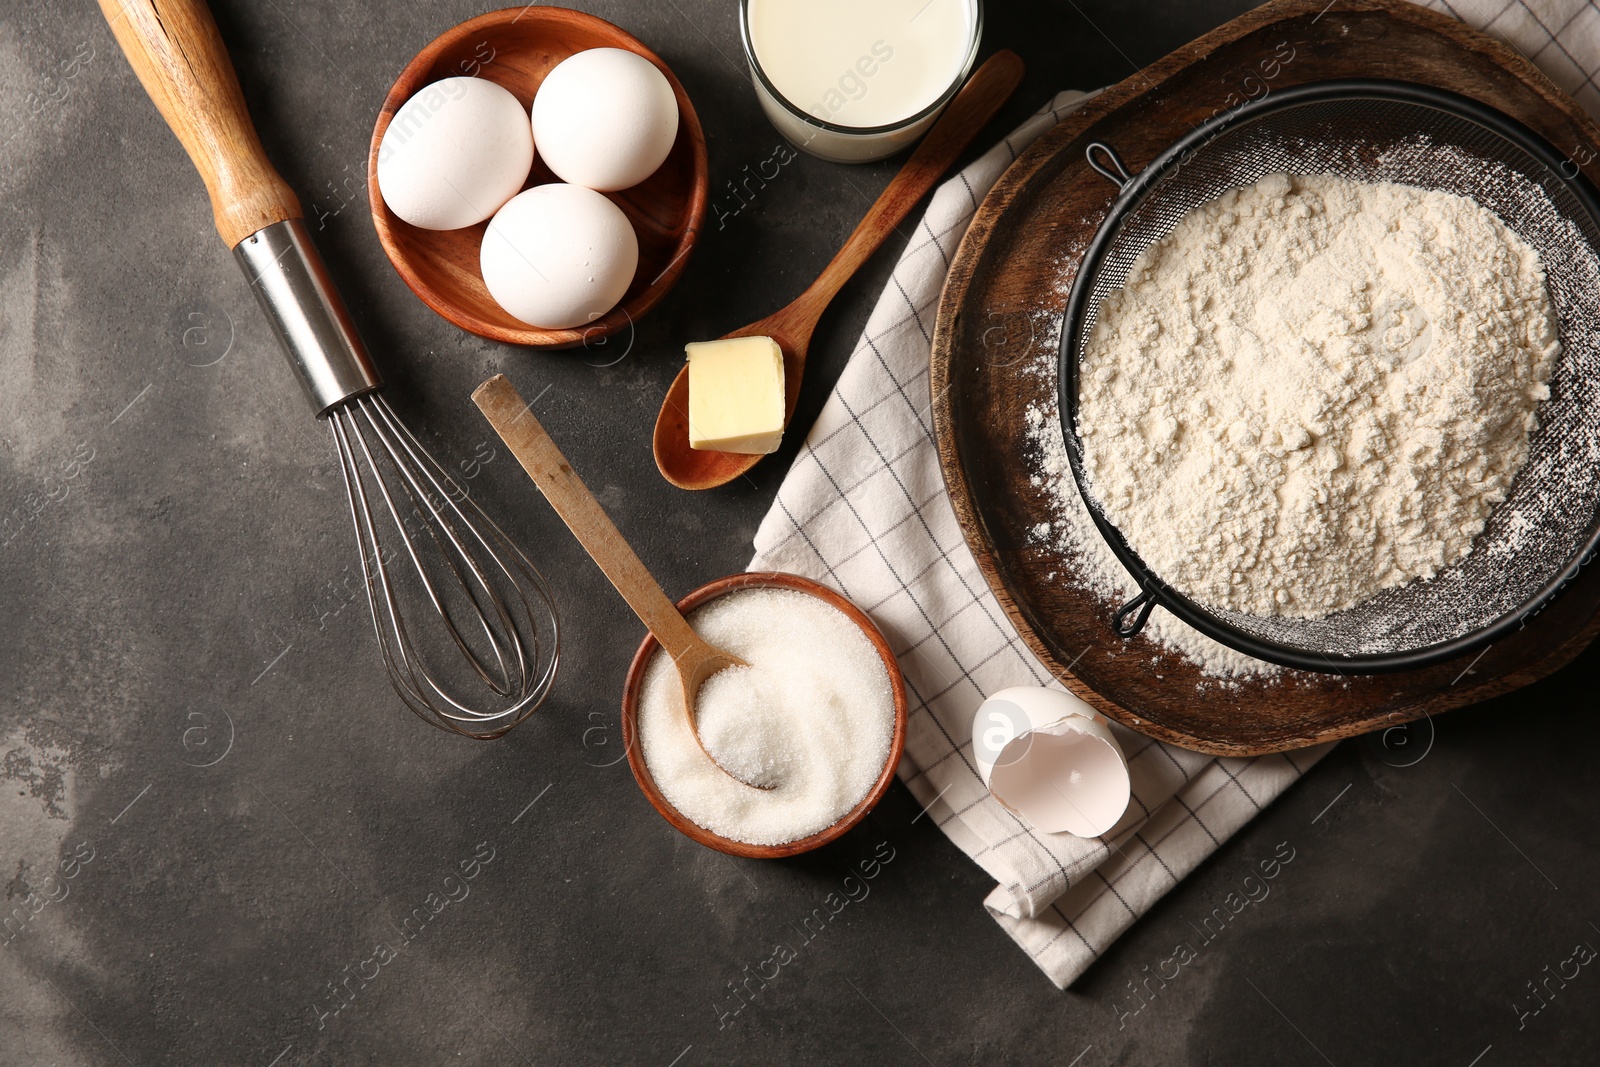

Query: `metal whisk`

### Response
(231, 204, 560, 744)
(102, 0, 560, 738)
(327, 392, 560, 739)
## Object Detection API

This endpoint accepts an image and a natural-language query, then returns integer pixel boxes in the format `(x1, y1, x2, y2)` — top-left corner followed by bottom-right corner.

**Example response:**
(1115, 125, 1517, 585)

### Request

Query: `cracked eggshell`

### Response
(971, 686, 1131, 838)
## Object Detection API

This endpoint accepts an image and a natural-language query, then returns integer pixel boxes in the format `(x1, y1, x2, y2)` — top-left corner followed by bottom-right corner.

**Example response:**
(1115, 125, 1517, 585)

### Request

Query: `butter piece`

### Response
(686, 336, 786, 454)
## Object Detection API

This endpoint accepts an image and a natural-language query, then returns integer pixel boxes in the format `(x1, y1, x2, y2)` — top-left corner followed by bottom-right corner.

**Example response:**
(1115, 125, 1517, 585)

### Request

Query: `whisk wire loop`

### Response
(328, 392, 560, 738)
(352, 401, 520, 695)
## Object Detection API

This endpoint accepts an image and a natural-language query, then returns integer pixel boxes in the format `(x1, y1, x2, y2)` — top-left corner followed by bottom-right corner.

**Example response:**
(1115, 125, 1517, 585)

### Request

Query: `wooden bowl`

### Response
(368, 7, 709, 349)
(620, 572, 908, 859)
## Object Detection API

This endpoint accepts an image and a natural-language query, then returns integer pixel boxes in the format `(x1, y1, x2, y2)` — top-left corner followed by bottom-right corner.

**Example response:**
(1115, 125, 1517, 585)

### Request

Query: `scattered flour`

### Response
(1077, 173, 1561, 618)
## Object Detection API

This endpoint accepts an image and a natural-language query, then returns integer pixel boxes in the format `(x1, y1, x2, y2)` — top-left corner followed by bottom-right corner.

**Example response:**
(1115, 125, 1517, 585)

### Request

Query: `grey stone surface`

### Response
(3, 0, 1599, 1063)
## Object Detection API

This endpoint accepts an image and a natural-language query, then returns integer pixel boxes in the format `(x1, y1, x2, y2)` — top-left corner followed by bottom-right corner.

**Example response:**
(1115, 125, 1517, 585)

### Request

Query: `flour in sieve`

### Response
(1077, 173, 1561, 619)
(1023, 395, 1280, 681)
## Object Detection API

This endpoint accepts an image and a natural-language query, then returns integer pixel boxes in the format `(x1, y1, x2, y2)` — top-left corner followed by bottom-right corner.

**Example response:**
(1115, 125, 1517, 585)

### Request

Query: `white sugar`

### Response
(636, 588, 895, 846)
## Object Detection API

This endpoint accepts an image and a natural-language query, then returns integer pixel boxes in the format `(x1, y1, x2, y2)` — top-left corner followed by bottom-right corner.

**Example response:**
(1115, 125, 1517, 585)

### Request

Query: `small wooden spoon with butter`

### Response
(475, 374, 762, 787)
(652, 49, 1025, 491)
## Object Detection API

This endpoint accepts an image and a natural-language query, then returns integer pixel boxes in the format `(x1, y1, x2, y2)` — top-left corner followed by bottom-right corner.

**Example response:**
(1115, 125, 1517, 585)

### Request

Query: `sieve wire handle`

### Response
(1087, 142, 1137, 191)
(1112, 587, 1157, 638)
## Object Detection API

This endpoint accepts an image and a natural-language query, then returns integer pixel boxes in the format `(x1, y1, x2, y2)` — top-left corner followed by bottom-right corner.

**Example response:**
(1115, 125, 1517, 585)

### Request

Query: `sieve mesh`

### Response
(1061, 82, 1600, 669)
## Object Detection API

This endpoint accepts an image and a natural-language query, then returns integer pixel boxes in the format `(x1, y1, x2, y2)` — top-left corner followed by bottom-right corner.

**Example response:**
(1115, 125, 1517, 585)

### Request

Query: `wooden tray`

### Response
(931, 0, 1600, 756)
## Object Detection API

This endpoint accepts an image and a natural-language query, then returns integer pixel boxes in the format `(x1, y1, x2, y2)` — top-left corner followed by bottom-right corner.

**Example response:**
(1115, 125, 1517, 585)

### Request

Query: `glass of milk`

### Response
(740, 0, 983, 163)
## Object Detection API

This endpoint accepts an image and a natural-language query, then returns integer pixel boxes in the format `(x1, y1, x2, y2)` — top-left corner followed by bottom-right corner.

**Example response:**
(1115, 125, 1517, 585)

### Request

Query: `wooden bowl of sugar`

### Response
(368, 7, 709, 349)
(621, 572, 908, 859)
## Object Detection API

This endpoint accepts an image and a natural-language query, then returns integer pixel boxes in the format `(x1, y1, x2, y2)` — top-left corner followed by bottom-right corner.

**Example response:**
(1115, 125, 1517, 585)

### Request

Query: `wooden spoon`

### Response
(474, 374, 759, 786)
(652, 49, 1025, 491)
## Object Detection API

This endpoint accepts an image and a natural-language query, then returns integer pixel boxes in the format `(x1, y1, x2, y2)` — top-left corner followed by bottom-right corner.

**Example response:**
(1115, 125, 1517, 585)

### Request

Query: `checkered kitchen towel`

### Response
(749, 1, 1600, 989)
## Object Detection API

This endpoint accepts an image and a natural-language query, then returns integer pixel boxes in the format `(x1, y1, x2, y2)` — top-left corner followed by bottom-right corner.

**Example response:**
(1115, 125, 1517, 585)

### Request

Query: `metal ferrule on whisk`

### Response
(234, 218, 383, 414)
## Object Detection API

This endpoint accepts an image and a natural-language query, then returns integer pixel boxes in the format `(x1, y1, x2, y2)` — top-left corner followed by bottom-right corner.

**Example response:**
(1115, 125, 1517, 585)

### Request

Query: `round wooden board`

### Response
(931, 0, 1600, 755)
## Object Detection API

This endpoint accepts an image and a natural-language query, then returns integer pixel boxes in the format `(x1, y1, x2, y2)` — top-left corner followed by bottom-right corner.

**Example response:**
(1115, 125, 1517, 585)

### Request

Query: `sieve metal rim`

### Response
(1055, 78, 1600, 675)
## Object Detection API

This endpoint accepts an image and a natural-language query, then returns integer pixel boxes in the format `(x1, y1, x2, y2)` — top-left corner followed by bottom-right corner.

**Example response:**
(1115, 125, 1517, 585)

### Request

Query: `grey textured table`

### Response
(4, 1, 1599, 1063)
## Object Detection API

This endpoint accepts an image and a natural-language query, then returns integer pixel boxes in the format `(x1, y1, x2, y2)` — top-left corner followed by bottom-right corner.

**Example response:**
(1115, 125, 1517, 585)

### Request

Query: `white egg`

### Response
(377, 77, 534, 230)
(480, 184, 639, 330)
(531, 48, 679, 192)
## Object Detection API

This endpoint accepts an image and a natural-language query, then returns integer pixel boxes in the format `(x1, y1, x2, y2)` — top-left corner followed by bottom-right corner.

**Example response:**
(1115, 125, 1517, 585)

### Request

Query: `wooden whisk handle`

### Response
(98, 0, 302, 246)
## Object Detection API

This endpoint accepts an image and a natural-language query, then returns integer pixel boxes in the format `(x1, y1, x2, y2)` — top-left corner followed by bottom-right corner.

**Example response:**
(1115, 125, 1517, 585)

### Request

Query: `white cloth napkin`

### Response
(748, 0, 1600, 989)
(1428, 0, 1600, 119)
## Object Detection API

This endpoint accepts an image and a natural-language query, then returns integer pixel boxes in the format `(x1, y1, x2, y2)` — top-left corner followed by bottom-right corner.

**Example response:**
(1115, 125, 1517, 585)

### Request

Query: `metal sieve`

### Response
(1057, 79, 1600, 674)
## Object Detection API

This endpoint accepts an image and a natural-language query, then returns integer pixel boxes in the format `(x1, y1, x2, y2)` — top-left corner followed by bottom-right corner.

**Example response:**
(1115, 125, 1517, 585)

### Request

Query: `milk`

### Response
(743, 0, 979, 162)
